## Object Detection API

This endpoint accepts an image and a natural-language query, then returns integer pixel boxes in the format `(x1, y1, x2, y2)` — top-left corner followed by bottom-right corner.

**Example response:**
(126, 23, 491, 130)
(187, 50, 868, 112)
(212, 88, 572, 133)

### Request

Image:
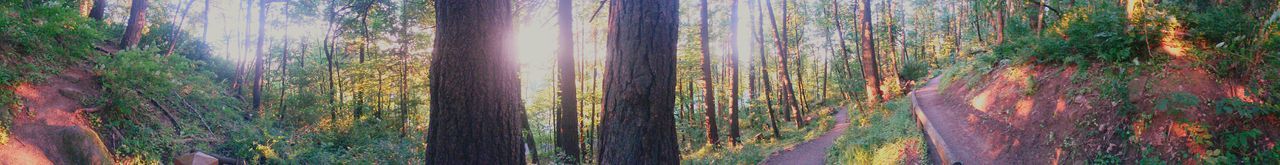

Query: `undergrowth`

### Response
(826, 98, 925, 164)
(0, 1, 104, 146)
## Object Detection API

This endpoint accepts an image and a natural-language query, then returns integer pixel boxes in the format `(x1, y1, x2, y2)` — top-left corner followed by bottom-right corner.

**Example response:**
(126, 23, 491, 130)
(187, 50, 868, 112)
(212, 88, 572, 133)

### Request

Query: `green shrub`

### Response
(827, 98, 925, 164)
(1214, 98, 1278, 118)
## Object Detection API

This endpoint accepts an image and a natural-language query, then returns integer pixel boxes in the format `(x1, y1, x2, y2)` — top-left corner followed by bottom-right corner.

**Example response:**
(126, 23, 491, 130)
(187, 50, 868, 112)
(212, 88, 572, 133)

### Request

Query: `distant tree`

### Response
(119, 0, 148, 49)
(859, 0, 884, 103)
(596, 0, 681, 163)
(699, 0, 721, 146)
(425, 0, 525, 163)
(765, 0, 804, 126)
(554, 0, 582, 163)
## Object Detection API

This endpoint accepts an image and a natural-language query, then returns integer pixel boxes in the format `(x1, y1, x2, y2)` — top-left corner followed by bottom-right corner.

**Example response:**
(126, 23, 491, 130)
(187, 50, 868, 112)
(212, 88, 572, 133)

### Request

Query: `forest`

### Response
(0, 0, 1278, 164)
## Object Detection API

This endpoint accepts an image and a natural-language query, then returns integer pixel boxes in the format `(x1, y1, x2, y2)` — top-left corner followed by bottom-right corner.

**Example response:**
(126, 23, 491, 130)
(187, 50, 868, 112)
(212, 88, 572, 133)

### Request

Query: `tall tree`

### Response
(425, 0, 525, 163)
(596, 0, 681, 163)
(859, 0, 884, 103)
(251, 1, 268, 114)
(554, 0, 582, 163)
(119, 0, 148, 49)
(754, 0, 781, 139)
(765, 0, 804, 126)
(88, 0, 106, 20)
(727, 0, 742, 145)
(831, 0, 858, 100)
(164, 0, 199, 57)
(698, 0, 721, 146)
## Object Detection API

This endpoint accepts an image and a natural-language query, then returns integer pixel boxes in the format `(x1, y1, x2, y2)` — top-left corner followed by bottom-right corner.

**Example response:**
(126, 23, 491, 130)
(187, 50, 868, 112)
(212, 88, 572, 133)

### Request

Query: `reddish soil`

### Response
(0, 66, 111, 164)
(918, 59, 1280, 163)
(763, 107, 850, 165)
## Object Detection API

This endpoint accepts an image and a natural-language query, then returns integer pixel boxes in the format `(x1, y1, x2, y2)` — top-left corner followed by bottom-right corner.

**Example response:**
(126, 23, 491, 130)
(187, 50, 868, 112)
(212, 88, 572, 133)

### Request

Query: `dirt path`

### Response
(0, 67, 112, 164)
(762, 107, 850, 165)
(916, 75, 1060, 164)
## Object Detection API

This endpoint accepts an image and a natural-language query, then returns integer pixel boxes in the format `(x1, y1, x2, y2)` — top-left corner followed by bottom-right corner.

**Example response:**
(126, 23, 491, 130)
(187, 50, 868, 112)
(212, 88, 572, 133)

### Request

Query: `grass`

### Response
(826, 98, 926, 164)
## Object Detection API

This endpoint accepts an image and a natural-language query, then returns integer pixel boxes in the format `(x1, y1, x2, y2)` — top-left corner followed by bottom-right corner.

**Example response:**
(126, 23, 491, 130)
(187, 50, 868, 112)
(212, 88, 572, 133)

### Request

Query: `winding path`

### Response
(762, 107, 850, 165)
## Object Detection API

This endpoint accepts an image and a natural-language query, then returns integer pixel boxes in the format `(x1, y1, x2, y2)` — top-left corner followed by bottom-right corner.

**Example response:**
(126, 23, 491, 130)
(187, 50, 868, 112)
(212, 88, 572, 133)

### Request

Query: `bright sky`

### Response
(187, 1, 770, 101)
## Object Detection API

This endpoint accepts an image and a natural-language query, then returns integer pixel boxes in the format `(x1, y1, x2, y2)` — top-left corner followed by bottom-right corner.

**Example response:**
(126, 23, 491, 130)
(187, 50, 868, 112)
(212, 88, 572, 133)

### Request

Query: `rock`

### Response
(58, 88, 86, 101)
(176, 152, 219, 165)
(79, 107, 101, 113)
(55, 126, 113, 165)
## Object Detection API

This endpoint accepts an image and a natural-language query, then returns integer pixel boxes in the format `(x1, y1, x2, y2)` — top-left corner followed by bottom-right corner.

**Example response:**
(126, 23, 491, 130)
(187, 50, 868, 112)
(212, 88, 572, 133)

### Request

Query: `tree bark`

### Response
(727, 0, 742, 146)
(596, 0, 681, 163)
(88, 0, 106, 21)
(860, 0, 884, 103)
(554, 0, 582, 163)
(831, 0, 858, 100)
(698, 0, 721, 146)
(119, 0, 148, 49)
(426, 0, 525, 164)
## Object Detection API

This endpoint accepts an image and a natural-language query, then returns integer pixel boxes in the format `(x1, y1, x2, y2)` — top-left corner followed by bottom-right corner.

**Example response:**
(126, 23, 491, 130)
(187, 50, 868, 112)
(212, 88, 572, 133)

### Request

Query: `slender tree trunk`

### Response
(831, 0, 858, 99)
(765, 0, 804, 126)
(698, 0, 721, 146)
(165, 0, 200, 57)
(554, 0, 582, 163)
(278, 3, 291, 121)
(425, 0, 525, 164)
(119, 0, 148, 49)
(727, 0, 742, 146)
(860, 0, 884, 103)
(522, 109, 540, 163)
(397, 0, 412, 138)
(755, 0, 781, 139)
(251, 1, 269, 116)
(203, 0, 210, 39)
(89, 0, 106, 21)
(596, 0, 680, 163)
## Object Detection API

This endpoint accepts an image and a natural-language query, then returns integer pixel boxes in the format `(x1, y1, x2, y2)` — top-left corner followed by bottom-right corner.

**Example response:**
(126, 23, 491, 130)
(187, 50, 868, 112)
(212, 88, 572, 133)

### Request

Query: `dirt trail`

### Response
(762, 107, 850, 165)
(0, 67, 112, 165)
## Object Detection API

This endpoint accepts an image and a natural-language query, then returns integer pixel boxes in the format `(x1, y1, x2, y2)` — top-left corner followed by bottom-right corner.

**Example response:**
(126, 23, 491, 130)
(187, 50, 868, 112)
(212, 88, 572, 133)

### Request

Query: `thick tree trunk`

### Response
(596, 0, 680, 163)
(699, 0, 721, 146)
(995, 0, 1007, 44)
(860, 0, 884, 103)
(88, 0, 106, 20)
(554, 0, 582, 163)
(425, 0, 525, 164)
(754, 0, 781, 139)
(727, 0, 742, 146)
(119, 0, 148, 49)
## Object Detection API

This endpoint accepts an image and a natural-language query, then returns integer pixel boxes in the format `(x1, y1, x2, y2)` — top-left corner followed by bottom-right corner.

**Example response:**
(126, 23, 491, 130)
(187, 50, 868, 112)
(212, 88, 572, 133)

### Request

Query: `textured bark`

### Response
(698, 0, 721, 146)
(119, 0, 148, 49)
(425, 0, 525, 164)
(860, 0, 883, 103)
(554, 0, 582, 163)
(88, 0, 106, 20)
(596, 0, 681, 163)
(754, 0, 781, 139)
(727, 0, 742, 146)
